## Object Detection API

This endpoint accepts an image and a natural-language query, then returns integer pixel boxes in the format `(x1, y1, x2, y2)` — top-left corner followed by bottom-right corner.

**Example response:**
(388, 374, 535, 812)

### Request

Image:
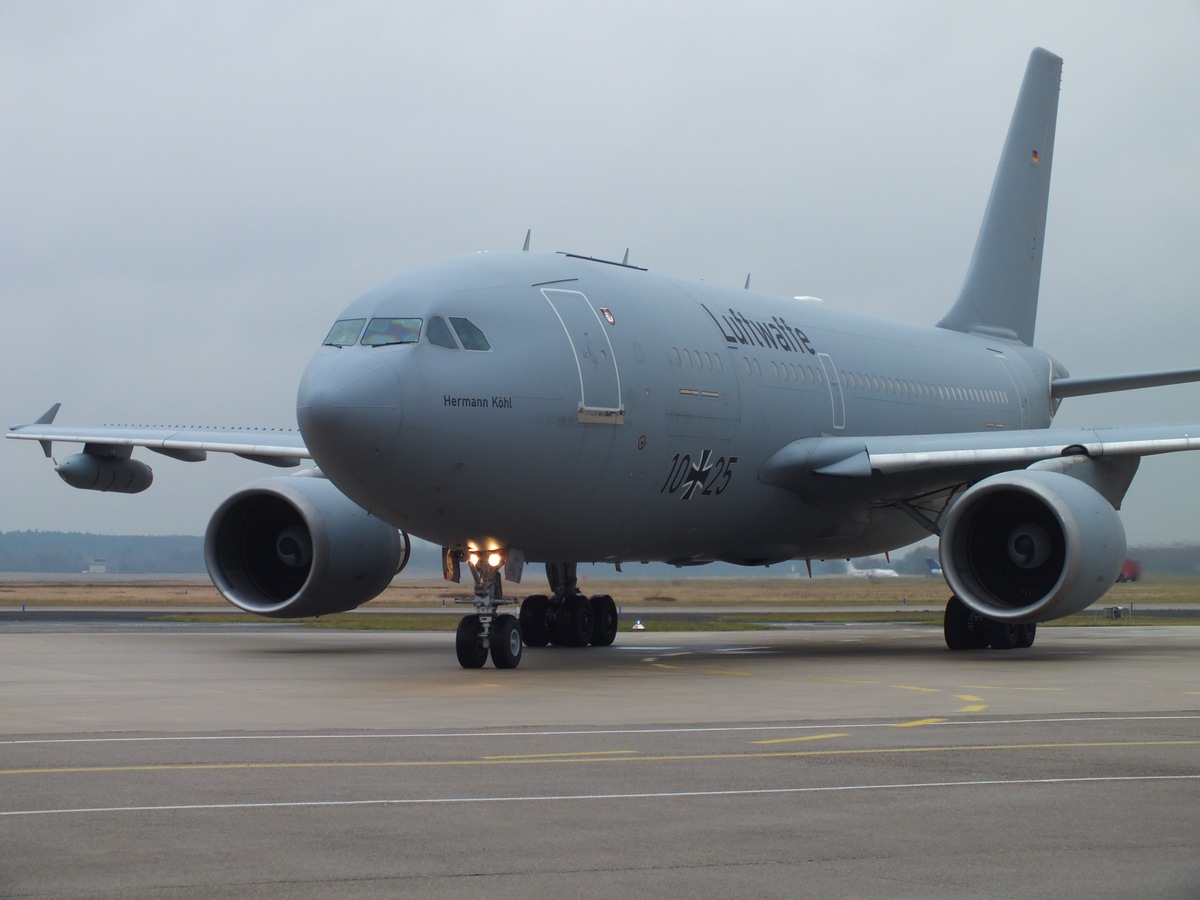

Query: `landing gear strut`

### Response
(453, 551, 522, 669)
(943, 595, 1037, 651)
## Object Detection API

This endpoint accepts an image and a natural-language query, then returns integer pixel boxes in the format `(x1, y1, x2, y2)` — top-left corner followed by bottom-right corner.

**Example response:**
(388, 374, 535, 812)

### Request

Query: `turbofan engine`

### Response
(940, 469, 1125, 623)
(204, 472, 409, 618)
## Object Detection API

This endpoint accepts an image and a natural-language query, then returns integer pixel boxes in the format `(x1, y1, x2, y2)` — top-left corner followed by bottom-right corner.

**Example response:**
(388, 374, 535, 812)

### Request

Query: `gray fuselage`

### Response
(297, 251, 1053, 565)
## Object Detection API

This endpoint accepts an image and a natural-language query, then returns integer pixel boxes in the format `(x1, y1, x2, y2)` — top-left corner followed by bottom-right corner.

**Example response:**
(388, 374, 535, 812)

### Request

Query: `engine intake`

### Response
(940, 469, 1125, 623)
(204, 473, 408, 618)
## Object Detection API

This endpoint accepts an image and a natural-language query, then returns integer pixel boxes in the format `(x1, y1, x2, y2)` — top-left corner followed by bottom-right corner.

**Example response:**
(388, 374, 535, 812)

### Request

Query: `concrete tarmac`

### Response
(1, 618, 1198, 898)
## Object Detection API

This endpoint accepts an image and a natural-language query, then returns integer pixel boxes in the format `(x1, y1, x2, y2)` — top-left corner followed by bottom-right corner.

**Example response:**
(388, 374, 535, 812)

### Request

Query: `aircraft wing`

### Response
(760, 423, 1200, 498)
(7, 404, 310, 467)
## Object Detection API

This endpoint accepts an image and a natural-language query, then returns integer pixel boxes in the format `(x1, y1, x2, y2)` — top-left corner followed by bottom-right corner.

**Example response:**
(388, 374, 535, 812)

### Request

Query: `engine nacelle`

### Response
(940, 469, 1125, 623)
(55, 453, 153, 493)
(204, 472, 408, 618)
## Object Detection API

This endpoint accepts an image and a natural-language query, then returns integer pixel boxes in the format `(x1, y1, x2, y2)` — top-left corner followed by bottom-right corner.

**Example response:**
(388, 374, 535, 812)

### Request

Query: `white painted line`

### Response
(3, 775, 1198, 818)
(2, 714, 1196, 746)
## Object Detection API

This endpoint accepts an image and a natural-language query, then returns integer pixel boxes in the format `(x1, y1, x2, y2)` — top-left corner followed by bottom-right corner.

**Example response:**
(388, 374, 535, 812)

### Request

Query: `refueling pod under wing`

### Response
(55, 453, 153, 493)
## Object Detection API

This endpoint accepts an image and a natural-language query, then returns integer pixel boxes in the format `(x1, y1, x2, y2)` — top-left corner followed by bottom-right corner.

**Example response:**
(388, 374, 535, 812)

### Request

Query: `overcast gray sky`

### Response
(3, 1, 1199, 547)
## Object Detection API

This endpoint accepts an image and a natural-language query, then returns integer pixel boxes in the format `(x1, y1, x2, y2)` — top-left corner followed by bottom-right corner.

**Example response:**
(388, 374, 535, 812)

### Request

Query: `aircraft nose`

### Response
(296, 351, 402, 470)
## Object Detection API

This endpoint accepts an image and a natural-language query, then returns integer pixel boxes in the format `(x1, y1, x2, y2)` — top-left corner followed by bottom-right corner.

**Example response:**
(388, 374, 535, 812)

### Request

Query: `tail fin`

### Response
(937, 48, 1062, 346)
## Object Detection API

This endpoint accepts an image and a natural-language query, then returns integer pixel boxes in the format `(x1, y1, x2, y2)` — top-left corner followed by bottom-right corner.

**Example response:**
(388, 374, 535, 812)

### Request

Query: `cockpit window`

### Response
(323, 318, 366, 347)
(425, 316, 458, 349)
(361, 317, 422, 346)
(450, 317, 491, 351)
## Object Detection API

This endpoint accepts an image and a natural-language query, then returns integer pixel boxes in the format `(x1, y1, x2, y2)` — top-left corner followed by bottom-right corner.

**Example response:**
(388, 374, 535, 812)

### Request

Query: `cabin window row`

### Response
(666, 347, 1008, 406)
(838, 369, 1009, 405)
(669, 347, 724, 372)
(761, 359, 825, 385)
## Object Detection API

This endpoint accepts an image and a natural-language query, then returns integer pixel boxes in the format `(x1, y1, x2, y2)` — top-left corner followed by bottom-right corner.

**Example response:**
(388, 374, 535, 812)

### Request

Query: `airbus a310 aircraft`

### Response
(12, 49, 1200, 669)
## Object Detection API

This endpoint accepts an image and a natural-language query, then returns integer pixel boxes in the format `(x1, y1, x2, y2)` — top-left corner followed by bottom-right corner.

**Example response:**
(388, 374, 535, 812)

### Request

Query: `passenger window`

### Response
(362, 317, 422, 346)
(323, 318, 366, 347)
(426, 316, 458, 349)
(450, 317, 491, 351)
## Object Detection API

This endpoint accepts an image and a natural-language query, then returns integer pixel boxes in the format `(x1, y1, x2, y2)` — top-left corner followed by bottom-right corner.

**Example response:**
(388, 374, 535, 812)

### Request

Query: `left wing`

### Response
(8, 404, 310, 467)
(761, 423, 1200, 500)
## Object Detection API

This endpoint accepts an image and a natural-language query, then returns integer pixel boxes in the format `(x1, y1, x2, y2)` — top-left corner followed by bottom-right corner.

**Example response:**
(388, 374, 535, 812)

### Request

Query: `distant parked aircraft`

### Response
(848, 562, 900, 580)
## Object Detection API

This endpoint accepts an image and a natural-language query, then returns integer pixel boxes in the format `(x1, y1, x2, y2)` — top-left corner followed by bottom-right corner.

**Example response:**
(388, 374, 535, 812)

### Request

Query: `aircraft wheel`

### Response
(589, 594, 618, 646)
(455, 614, 488, 669)
(558, 594, 594, 647)
(944, 596, 986, 650)
(1015, 623, 1037, 648)
(490, 614, 523, 669)
(987, 619, 1019, 650)
(520, 594, 551, 647)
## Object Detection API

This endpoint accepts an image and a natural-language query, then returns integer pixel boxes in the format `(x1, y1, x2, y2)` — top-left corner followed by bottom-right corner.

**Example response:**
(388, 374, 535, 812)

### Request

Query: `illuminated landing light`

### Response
(467, 550, 505, 569)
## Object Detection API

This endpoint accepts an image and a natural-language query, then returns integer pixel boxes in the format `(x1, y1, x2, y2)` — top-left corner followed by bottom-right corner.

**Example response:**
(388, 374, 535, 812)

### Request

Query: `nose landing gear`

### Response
(452, 550, 522, 669)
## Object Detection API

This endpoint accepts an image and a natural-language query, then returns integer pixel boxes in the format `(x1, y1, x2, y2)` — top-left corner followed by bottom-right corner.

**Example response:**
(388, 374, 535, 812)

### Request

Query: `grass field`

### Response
(3, 576, 1198, 631)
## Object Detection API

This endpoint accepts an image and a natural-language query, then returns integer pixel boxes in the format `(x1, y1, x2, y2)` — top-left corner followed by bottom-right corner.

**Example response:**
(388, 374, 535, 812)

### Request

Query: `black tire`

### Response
(519, 594, 551, 647)
(589, 594, 618, 647)
(557, 593, 594, 647)
(1015, 622, 1037, 648)
(490, 614, 523, 669)
(987, 619, 1019, 650)
(455, 614, 488, 668)
(944, 596, 977, 650)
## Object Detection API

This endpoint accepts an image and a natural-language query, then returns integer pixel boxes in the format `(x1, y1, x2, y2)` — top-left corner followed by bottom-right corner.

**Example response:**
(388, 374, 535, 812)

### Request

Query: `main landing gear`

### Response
(451, 558, 620, 669)
(518, 563, 619, 650)
(943, 595, 1037, 651)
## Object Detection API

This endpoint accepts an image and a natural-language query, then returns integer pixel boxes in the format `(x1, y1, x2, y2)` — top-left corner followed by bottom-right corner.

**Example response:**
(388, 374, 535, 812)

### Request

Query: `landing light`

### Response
(466, 550, 505, 569)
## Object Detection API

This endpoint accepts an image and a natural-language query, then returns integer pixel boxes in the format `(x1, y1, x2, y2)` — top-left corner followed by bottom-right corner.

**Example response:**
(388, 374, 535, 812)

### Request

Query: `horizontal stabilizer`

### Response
(1052, 367, 1200, 399)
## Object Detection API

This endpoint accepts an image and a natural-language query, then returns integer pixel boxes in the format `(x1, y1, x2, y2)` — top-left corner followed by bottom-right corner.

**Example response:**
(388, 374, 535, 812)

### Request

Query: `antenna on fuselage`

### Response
(622, 248, 629, 265)
(522, 229, 531, 252)
(744, 273, 751, 290)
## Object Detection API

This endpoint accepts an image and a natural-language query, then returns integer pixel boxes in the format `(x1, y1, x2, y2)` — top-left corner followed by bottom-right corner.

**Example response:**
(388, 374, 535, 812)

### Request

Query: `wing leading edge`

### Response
(8, 405, 310, 467)
(761, 423, 1200, 492)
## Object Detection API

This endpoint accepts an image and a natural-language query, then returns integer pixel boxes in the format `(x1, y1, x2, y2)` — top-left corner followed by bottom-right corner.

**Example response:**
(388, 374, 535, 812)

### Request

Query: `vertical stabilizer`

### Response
(937, 48, 1062, 346)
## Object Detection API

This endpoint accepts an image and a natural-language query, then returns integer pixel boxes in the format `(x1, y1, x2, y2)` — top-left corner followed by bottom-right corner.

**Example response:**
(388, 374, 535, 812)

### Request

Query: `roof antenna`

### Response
(744, 273, 751, 290)
(622, 248, 630, 265)
(522, 229, 531, 252)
